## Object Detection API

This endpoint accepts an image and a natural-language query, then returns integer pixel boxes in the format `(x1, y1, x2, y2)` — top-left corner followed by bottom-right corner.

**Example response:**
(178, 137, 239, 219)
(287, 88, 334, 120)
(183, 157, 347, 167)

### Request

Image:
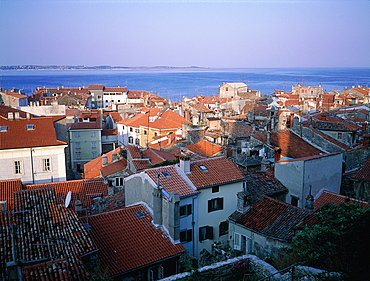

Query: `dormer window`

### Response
(26, 124, 35, 130)
(199, 165, 208, 172)
(0, 126, 8, 132)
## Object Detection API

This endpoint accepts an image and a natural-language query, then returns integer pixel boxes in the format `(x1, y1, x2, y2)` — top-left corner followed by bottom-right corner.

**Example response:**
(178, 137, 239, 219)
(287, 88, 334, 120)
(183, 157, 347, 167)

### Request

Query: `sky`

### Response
(0, 0, 369, 68)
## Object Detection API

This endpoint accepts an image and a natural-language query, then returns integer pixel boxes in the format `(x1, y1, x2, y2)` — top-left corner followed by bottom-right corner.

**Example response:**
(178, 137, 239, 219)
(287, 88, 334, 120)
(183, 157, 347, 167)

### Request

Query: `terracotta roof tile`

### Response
(142, 148, 176, 165)
(0, 105, 34, 119)
(1, 90, 28, 99)
(88, 85, 105, 90)
(132, 159, 151, 171)
(0, 187, 96, 280)
(314, 190, 370, 211)
(126, 145, 142, 159)
(101, 159, 127, 177)
(186, 156, 245, 189)
(353, 157, 370, 181)
(80, 205, 185, 276)
(185, 139, 225, 157)
(84, 147, 123, 179)
(25, 178, 108, 210)
(145, 166, 198, 198)
(103, 87, 127, 92)
(230, 195, 314, 241)
(252, 130, 324, 159)
(0, 178, 23, 211)
(0, 116, 66, 149)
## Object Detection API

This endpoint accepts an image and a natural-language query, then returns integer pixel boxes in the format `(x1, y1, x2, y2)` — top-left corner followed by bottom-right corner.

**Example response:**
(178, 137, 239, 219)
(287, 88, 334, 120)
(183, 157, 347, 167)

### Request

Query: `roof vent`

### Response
(135, 211, 145, 218)
(7, 112, 14, 120)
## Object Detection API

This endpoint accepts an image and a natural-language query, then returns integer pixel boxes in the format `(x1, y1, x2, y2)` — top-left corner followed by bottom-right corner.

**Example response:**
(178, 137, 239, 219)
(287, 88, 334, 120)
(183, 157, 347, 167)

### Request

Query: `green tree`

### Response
(289, 203, 370, 280)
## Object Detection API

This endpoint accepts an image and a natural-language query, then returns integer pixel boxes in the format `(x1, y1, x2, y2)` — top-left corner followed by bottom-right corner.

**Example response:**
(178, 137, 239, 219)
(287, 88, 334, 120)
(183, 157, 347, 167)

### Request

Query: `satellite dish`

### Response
(65, 191, 72, 208)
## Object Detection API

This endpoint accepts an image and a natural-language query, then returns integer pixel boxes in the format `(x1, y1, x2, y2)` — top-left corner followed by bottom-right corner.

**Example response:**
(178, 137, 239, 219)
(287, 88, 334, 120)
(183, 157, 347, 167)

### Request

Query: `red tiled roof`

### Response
(230, 195, 314, 241)
(186, 156, 245, 189)
(354, 157, 370, 181)
(314, 190, 370, 211)
(103, 87, 127, 92)
(0, 116, 66, 149)
(1, 90, 28, 99)
(88, 85, 105, 90)
(132, 159, 151, 171)
(81, 205, 185, 276)
(0, 105, 34, 119)
(185, 139, 225, 157)
(102, 129, 118, 135)
(84, 147, 123, 179)
(252, 130, 324, 159)
(142, 148, 176, 165)
(0, 178, 23, 211)
(25, 178, 108, 210)
(67, 121, 101, 130)
(101, 159, 127, 177)
(126, 145, 142, 159)
(146, 166, 198, 198)
(127, 90, 152, 98)
(108, 112, 122, 122)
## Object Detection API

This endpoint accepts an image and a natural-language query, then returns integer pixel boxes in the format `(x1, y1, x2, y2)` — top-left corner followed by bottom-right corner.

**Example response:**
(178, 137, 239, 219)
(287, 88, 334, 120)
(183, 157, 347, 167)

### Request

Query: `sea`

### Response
(0, 67, 369, 102)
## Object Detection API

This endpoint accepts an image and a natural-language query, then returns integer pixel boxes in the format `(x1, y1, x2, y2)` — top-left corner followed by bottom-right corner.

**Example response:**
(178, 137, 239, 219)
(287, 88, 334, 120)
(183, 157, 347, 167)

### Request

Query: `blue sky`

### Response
(0, 0, 369, 68)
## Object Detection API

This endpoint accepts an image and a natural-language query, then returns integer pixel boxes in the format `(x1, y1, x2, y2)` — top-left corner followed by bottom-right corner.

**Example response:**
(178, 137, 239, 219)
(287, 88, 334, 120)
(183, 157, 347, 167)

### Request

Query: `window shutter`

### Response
(234, 233, 241, 250)
(206, 226, 213, 240)
(208, 200, 212, 212)
(219, 198, 224, 210)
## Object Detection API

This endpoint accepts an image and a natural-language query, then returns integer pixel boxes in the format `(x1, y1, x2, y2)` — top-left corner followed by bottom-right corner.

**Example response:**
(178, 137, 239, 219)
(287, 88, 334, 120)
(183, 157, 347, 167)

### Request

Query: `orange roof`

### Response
(103, 87, 127, 92)
(1, 90, 28, 99)
(354, 157, 370, 181)
(26, 178, 108, 209)
(81, 205, 185, 276)
(146, 166, 198, 197)
(84, 147, 123, 179)
(0, 178, 23, 211)
(142, 148, 176, 165)
(0, 105, 34, 119)
(126, 145, 142, 159)
(88, 85, 105, 90)
(127, 90, 152, 98)
(0, 116, 66, 149)
(314, 190, 369, 211)
(185, 139, 225, 157)
(101, 159, 127, 177)
(186, 156, 245, 189)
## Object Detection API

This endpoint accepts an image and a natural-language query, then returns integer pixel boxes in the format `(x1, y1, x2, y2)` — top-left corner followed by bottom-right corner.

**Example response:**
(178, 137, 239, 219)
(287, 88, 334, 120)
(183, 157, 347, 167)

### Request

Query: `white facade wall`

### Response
(0, 146, 67, 184)
(117, 123, 141, 146)
(103, 92, 128, 108)
(196, 181, 243, 257)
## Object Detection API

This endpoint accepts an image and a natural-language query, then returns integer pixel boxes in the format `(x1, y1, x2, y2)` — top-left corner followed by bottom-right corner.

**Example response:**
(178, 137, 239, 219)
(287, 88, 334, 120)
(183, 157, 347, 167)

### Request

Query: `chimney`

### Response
(112, 150, 118, 162)
(179, 154, 191, 174)
(14, 112, 20, 120)
(168, 192, 180, 241)
(7, 112, 14, 120)
(102, 154, 108, 166)
(153, 173, 163, 226)
(26, 113, 31, 120)
(274, 147, 282, 162)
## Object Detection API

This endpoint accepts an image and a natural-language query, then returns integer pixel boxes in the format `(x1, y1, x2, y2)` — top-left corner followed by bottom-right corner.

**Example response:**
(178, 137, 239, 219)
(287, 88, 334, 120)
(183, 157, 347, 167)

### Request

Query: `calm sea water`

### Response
(0, 68, 369, 102)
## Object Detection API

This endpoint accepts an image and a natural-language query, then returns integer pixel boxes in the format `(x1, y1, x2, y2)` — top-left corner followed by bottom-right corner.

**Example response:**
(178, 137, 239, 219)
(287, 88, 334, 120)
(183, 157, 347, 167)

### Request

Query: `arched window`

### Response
(135, 138, 140, 145)
(128, 136, 133, 144)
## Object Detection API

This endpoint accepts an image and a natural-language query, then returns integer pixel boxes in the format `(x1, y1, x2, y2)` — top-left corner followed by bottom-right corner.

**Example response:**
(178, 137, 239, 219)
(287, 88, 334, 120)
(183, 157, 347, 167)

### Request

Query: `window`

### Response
(91, 141, 96, 148)
(91, 131, 96, 137)
(76, 152, 81, 160)
(149, 266, 164, 281)
(180, 229, 193, 243)
(92, 151, 97, 158)
(212, 186, 219, 193)
(199, 226, 213, 242)
(128, 136, 133, 144)
(208, 198, 223, 212)
(130, 127, 133, 132)
(180, 204, 192, 217)
(154, 132, 158, 136)
(42, 158, 51, 172)
(115, 177, 124, 186)
(144, 130, 147, 135)
(26, 124, 35, 130)
(75, 132, 80, 138)
(291, 196, 299, 207)
(219, 221, 228, 237)
(162, 171, 171, 178)
(135, 138, 140, 145)
(75, 142, 81, 149)
(338, 132, 342, 139)
(14, 160, 22, 174)
(199, 165, 208, 172)
(0, 126, 8, 132)
(135, 129, 139, 133)
(234, 233, 241, 250)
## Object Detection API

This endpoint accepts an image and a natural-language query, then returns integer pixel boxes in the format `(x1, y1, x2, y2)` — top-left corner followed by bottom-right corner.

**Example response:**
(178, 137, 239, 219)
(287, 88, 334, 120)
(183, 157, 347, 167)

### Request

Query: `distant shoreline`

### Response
(0, 65, 209, 71)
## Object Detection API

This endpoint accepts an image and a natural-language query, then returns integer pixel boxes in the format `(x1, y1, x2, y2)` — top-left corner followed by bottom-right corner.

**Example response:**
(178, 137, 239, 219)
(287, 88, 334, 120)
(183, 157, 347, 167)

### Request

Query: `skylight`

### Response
(199, 165, 208, 172)
(135, 211, 145, 218)
(162, 171, 171, 178)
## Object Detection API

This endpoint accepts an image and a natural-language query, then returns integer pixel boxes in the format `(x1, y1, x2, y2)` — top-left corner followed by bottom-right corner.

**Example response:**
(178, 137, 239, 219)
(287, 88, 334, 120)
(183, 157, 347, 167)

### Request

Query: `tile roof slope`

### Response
(353, 157, 370, 181)
(0, 116, 67, 150)
(148, 109, 190, 130)
(84, 147, 122, 179)
(225, 121, 253, 139)
(142, 148, 176, 165)
(101, 159, 127, 177)
(0, 187, 96, 280)
(252, 130, 324, 158)
(145, 166, 198, 197)
(0, 105, 34, 119)
(81, 205, 185, 276)
(314, 190, 370, 212)
(185, 139, 224, 157)
(132, 159, 151, 171)
(230, 195, 314, 241)
(25, 178, 108, 210)
(186, 156, 245, 189)
(1, 90, 28, 99)
(0, 178, 23, 211)
(126, 144, 142, 159)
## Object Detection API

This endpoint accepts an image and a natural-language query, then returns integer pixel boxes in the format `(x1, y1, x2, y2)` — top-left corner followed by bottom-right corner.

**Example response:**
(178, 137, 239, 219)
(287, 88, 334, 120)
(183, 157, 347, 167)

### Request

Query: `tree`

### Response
(289, 203, 370, 280)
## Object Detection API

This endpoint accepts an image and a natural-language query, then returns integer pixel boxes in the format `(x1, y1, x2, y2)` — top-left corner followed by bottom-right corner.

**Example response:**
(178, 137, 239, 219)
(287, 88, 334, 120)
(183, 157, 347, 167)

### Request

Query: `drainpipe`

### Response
(30, 148, 35, 184)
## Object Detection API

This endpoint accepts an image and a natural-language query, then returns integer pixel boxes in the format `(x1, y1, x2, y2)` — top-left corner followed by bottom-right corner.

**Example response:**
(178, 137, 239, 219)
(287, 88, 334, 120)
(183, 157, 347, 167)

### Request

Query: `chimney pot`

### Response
(179, 154, 191, 174)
